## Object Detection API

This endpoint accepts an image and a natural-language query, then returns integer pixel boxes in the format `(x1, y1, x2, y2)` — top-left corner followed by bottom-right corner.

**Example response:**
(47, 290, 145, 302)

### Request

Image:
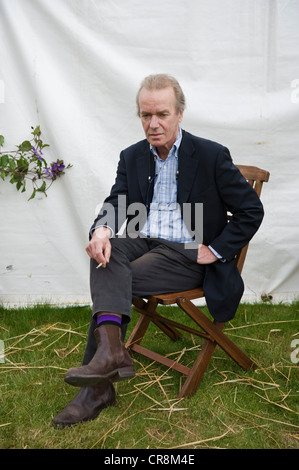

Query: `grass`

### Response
(0, 301, 298, 450)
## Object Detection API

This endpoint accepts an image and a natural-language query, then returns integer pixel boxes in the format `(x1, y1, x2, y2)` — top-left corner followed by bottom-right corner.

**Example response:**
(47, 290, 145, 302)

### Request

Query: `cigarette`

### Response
(96, 262, 107, 269)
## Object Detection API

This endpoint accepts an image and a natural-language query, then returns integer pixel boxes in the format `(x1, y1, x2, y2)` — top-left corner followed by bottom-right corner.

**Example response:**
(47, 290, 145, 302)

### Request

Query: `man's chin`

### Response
(148, 135, 164, 146)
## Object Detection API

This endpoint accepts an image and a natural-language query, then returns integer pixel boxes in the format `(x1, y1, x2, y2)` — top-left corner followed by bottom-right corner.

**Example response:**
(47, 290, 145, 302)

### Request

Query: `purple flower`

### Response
(44, 159, 65, 179)
(32, 145, 43, 162)
(44, 167, 54, 179)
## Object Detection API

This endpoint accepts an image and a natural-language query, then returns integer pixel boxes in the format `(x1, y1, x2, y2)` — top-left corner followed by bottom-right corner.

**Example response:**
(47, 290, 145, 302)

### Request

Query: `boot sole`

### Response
(64, 366, 135, 387)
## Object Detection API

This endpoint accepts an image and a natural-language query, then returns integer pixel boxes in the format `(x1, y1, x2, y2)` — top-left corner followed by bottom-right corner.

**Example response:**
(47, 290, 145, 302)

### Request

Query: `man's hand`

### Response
(197, 244, 218, 264)
(86, 226, 112, 267)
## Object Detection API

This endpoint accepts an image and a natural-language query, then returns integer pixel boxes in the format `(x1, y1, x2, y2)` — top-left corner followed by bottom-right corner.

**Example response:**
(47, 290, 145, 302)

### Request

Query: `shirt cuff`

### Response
(208, 245, 226, 262)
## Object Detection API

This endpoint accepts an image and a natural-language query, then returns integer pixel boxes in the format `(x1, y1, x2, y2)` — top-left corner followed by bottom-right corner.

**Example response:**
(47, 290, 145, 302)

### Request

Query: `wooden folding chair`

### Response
(126, 165, 270, 398)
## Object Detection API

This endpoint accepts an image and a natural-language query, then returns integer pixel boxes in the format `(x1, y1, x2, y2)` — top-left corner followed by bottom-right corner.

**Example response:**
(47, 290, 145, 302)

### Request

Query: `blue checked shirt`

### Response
(140, 128, 194, 243)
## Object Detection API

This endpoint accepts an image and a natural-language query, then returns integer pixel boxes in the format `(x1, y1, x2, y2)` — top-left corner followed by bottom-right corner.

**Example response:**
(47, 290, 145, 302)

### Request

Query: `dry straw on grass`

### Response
(0, 322, 87, 371)
(1, 307, 298, 449)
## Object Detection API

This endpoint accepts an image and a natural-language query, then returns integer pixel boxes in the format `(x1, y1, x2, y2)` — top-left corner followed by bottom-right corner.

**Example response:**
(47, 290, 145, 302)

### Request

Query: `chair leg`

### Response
(126, 312, 152, 347)
(132, 299, 182, 341)
(178, 332, 221, 398)
(126, 298, 181, 350)
(128, 296, 256, 399)
(177, 297, 256, 371)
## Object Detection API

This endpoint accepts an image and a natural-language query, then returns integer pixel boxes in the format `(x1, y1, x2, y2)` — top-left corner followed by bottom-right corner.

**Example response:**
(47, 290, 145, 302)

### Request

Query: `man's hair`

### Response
(136, 73, 186, 116)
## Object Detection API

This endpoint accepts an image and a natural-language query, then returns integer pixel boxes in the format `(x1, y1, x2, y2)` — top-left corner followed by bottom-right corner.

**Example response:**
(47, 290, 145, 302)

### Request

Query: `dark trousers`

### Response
(82, 237, 204, 365)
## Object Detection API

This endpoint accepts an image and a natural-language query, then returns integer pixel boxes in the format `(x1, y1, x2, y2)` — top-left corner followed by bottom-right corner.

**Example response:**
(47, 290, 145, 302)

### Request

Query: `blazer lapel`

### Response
(136, 142, 155, 204)
(177, 131, 200, 204)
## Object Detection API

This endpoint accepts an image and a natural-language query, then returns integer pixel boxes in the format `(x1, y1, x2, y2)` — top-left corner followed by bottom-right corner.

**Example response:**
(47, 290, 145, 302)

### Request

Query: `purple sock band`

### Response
(97, 314, 122, 325)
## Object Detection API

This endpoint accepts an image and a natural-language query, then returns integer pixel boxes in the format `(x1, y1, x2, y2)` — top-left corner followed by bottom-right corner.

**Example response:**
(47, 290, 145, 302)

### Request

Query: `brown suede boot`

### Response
(64, 324, 135, 387)
(52, 382, 116, 428)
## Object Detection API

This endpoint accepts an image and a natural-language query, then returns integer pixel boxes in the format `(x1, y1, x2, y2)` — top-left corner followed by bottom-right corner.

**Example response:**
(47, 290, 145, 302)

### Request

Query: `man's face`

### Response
(138, 86, 183, 159)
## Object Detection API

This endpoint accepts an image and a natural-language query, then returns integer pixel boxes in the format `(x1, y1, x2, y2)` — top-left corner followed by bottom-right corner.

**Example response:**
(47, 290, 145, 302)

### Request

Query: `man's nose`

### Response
(149, 115, 159, 128)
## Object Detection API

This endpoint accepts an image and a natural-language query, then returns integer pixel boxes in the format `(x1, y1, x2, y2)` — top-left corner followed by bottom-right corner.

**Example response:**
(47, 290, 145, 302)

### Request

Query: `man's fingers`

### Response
(85, 236, 111, 267)
(103, 241, 111, 264)
(197, 244, 217, 264)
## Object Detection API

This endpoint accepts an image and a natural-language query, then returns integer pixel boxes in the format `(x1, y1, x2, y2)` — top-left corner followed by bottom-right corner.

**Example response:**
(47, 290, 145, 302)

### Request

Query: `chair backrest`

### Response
(234, 165, 270, 274)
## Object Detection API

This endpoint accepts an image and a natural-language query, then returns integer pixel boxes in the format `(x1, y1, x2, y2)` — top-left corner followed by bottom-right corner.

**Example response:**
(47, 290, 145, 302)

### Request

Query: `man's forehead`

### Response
(139, 86, 176, 109)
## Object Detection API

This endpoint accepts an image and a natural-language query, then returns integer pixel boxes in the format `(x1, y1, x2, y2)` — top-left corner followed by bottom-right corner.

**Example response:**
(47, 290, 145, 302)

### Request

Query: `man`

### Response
(53, 74, 264, 427)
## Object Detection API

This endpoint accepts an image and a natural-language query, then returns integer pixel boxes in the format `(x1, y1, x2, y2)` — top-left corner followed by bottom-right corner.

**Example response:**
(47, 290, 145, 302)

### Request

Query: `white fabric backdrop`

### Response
(0, 0, 298, 307)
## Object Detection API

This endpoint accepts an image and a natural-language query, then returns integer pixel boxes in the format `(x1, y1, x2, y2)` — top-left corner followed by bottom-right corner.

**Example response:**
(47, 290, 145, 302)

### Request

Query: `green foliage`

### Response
(0, 126, 72, 200)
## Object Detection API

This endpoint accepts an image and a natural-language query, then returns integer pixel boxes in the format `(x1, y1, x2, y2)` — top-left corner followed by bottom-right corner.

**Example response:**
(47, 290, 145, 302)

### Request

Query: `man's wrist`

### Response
(94, 226, 112, 238)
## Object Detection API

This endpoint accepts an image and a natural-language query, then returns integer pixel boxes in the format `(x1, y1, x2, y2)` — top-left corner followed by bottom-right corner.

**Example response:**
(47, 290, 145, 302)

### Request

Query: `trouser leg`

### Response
(90, 237, 151, 321)
(90, 237, 203, 320)
(82, 237, 150, 364)
(82, 237, 204, 364)
(131, 240, 204, 298)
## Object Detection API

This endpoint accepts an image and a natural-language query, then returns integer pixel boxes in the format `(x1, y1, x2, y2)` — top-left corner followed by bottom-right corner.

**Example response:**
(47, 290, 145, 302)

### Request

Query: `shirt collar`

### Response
(150, 127, 182, 161)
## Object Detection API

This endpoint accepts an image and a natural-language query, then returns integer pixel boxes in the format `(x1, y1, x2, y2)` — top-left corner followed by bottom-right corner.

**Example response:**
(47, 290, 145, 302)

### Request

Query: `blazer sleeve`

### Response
(209, 146, 264, 262)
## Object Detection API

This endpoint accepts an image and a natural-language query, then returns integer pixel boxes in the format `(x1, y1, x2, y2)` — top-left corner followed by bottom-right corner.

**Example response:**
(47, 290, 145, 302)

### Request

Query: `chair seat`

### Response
(151, 287, 204, 305)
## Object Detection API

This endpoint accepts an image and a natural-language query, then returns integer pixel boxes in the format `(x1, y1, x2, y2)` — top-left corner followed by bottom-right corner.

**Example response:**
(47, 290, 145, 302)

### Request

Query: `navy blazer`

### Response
(91, 130, 264, 321)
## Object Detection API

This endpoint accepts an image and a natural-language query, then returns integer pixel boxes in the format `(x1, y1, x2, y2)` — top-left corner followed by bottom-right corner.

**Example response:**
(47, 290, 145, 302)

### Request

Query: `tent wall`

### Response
(0, 0, 298, 306)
